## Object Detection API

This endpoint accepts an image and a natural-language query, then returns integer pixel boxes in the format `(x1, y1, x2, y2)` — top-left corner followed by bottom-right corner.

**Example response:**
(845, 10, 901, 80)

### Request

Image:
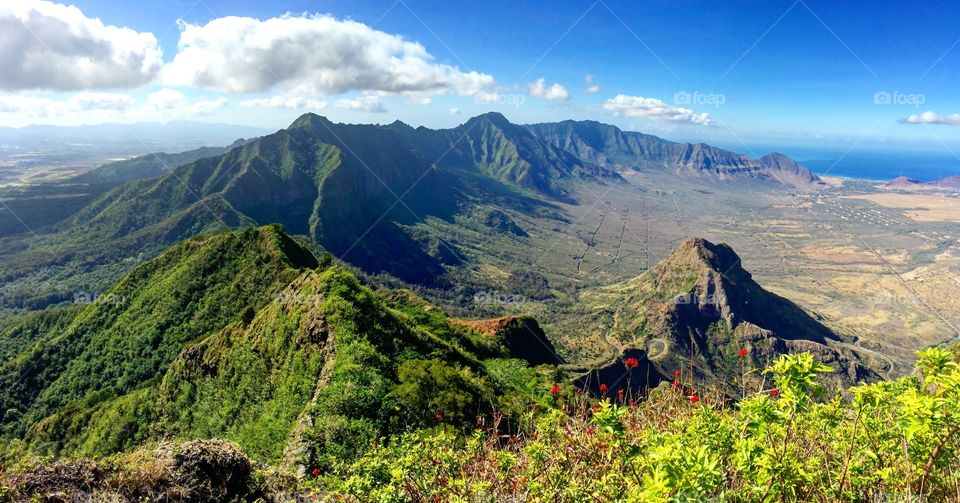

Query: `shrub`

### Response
(313, 348, 960, 502)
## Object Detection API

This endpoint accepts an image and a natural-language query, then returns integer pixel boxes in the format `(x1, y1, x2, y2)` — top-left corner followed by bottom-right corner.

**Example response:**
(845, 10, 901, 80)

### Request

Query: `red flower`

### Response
(599, 383, 609, 393)
(550, 384, 561, 396)
(672, 379, 679, 388)
(674, 369, 682, 378)
(311, 468, 320, 476)
(738, 348, 748, 358)
(769, 388, 779, 396)
(310, 495, 317, 501)
(689, 394, 700, 404)
(625, 357, 639, 369)
(587, 426, 595, 435)
(617, 389, 624, 400)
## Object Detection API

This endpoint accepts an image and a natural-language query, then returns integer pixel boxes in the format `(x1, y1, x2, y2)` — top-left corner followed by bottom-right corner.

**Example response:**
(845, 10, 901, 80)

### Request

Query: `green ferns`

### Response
(316, 348, 960, 501)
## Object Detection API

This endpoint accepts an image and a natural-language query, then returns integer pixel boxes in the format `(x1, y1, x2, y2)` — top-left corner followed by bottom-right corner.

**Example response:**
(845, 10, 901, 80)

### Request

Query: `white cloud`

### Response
(529, 78, 570, 101)
(0, 0, 162, 91)
(602, 94, 711, 125)
(584, 74, 600, 94)
(899, 110, 960, 125)
(239, 96, 327, 111)
(449, 107, 461, 115)
(145, 88, 187, 111)
(335, 95, 386, 113)
(0, 92, 133, 116)
(180, 97, 228, 115)
(143, 88, 227, 115)
(408, 95, 433, 105)
(163, 13, 496, 98)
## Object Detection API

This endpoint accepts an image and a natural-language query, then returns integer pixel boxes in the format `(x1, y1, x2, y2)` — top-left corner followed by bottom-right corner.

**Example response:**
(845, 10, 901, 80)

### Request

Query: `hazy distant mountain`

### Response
(884, 176, 921, 187)
(930, 175, 960, 188)
(0, 140, 252, 240)
(0, 121, 267, 152)
(883, 175, 960, 188)
(525, 120, 822, 187)
(72, 140, 249, 185)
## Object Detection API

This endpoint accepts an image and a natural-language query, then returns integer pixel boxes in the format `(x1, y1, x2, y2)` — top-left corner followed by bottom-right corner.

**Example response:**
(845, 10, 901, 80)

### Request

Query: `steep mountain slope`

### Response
(576, 238, 874, 394)
(72, 143, 244, 185)
(0, 144, 247, 240)
(56, 114, 468, 284)
(0, 225, 317, 442)
(0, 226, 553, 470)
(759, 152, 825, 187)
(525, 120, 822, 187)
(388, 112, 622, 203)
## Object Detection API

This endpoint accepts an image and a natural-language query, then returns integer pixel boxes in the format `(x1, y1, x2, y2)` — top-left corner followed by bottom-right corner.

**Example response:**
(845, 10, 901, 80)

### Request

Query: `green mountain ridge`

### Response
(525, 119, 823, 187)
(0, 225, 316, 444)
(387, 112, 623, 203)
(0, 226, 552, 472)
(0, 112, 822, 312)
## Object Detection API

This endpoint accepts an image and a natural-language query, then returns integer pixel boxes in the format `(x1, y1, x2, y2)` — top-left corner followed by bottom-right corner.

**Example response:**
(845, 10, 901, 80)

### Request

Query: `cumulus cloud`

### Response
(239, 96, 327, 111)
(163, 13, 496, 98)
(0, 0, 162, 91)
(143, 88, 227, 115)
(335, 95, 386, 113)
(584, 75, 600, 94)
(183, 97, 228, 115)
(449, 107, 461, 115)
(145, 88, 187, 111)
(899, 110, 960, 125)
(529, 78, 570, 101)
(602, 94, 711, 125)
(0, 92, 133, 116)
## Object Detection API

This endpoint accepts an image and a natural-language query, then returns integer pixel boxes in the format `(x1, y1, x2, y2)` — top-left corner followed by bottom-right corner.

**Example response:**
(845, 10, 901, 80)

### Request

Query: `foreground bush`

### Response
(316, 348, 960, 502)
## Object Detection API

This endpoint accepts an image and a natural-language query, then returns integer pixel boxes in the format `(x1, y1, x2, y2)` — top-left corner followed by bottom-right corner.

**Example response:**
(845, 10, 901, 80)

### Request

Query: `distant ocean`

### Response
(793, 150, 960, 182)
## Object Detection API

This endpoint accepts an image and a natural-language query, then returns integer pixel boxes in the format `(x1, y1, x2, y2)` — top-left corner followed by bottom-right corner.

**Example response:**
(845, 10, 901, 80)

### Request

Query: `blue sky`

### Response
(3, 0, 960, 154)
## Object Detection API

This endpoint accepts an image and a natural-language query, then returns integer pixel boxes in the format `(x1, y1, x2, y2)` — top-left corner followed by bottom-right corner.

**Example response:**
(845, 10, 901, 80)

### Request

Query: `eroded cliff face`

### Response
(579, 238, 877, 396)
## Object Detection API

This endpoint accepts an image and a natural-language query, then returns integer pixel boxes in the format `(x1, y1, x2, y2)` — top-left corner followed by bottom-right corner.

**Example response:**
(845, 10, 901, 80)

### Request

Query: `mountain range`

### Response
(0, 121, 266, 151)
(0, 112, 823, 300)
(0, 224, 869, 468)
(885, 175, 960, 189)
(0, 113, 892, 498)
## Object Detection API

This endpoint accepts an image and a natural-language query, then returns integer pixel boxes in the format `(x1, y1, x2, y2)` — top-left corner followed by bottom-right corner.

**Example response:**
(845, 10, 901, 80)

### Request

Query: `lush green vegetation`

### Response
(313, 348, 960, 501)
(0, 226, 554, 474)
(1, 224, 958, 502)
(0, 225, 317, 452)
